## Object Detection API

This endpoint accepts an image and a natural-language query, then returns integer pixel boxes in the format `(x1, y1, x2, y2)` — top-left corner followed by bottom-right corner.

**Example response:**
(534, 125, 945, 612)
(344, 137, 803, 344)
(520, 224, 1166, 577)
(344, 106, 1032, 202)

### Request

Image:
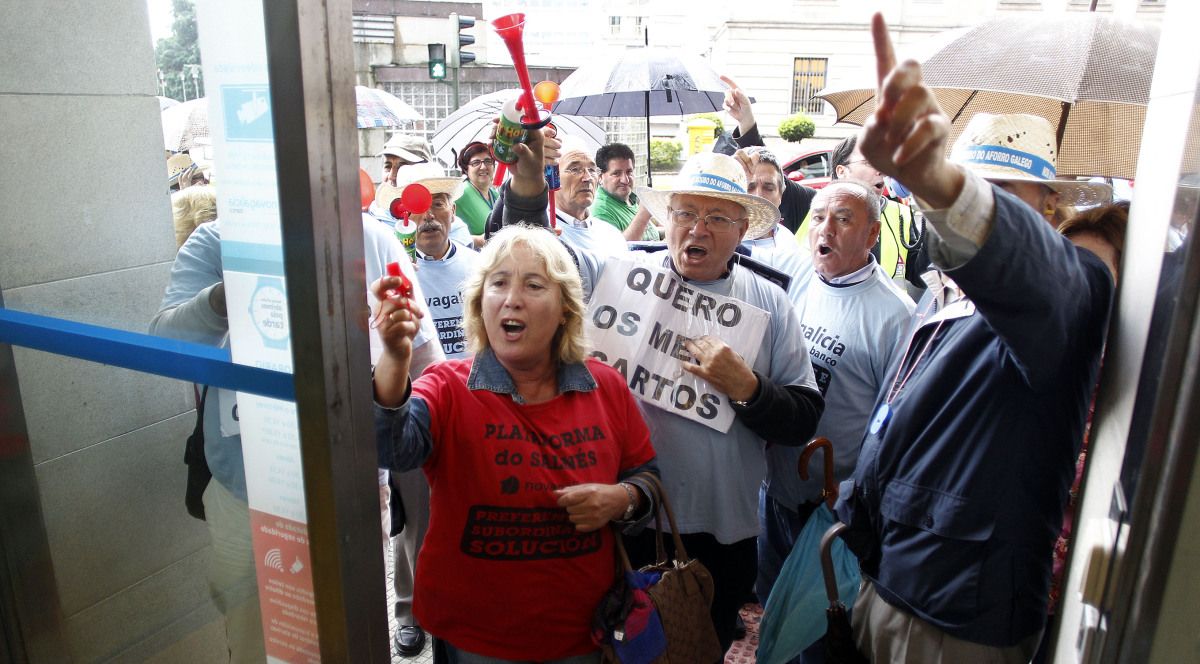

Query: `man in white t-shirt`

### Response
(553, 137, 630, 257)
(759, 180, 914, 607)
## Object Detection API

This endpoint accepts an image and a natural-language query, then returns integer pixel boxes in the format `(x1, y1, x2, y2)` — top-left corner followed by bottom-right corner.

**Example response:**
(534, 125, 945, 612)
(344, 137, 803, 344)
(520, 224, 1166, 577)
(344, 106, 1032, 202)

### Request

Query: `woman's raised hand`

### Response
(370, 273, 425, 407)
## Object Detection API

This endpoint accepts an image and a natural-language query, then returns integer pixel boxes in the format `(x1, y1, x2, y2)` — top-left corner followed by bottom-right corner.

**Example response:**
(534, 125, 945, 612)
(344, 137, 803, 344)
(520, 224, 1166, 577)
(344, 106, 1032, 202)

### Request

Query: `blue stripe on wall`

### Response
(0, 308, 294, 401)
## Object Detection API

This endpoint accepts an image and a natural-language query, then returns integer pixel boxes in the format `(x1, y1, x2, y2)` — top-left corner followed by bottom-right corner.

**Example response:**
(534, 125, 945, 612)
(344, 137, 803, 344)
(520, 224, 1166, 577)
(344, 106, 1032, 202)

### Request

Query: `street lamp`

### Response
(186, 64, 202, 99)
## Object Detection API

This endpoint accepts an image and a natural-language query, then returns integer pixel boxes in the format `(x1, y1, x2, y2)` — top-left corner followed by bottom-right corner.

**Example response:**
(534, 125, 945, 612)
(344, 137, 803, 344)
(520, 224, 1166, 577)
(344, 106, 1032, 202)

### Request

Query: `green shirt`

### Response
(591, 187, 659, 241)
(455, 183, 498, 236)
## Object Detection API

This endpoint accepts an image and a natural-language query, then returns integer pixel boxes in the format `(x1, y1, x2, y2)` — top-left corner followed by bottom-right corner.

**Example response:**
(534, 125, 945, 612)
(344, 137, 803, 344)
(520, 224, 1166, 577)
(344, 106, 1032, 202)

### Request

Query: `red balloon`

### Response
(359, 168, 375, 211)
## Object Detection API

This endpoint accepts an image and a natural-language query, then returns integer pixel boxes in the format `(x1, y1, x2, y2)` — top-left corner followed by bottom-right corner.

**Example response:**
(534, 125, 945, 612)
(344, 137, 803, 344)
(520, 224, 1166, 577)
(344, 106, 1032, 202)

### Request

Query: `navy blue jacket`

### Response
(835, 187, 1113, 647)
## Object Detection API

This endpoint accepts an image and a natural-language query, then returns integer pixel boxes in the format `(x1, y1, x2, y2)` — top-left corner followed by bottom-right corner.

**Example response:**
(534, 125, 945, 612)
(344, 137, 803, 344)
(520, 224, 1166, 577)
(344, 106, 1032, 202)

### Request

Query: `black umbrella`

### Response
(820, 522, 869, 664)
(554, 48, 734, 186)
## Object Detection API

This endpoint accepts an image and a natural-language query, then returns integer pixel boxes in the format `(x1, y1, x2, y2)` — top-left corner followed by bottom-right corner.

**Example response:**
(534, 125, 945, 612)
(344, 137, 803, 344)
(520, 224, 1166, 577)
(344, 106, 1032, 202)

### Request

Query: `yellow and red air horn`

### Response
(490, 13, 559, 225)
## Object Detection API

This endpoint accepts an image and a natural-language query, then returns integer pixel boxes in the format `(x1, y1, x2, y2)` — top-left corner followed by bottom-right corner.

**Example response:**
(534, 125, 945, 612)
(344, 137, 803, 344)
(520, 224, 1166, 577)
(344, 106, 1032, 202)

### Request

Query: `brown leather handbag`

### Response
(601, 474, 723, 664)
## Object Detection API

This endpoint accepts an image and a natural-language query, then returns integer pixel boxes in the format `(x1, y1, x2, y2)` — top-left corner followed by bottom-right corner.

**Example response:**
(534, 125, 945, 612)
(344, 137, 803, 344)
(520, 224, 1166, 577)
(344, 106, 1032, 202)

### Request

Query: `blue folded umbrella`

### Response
(757, 505, 861, 664)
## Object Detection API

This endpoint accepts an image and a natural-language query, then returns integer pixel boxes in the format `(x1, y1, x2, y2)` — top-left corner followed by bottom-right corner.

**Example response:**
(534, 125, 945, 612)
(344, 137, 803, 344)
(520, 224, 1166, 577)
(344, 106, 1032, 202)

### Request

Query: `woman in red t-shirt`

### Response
(373, 224, 659, 663)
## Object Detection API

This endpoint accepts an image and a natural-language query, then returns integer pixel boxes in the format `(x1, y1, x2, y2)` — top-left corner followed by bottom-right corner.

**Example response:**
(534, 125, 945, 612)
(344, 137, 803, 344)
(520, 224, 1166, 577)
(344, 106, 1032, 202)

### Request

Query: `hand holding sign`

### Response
(682, 335, 759, 403)
(859, 12, 963, 210)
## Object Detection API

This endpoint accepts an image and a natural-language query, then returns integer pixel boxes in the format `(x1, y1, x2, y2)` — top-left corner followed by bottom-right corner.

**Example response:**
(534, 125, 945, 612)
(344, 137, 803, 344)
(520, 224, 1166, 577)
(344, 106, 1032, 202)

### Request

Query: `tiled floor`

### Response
(726, 604, 764, 664)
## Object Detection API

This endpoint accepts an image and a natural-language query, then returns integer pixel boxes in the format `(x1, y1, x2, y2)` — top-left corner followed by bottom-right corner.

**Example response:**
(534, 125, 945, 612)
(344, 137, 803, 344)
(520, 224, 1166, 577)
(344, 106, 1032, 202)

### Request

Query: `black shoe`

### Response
(393, 625, 426, 657)
(732, 614, 747, 641)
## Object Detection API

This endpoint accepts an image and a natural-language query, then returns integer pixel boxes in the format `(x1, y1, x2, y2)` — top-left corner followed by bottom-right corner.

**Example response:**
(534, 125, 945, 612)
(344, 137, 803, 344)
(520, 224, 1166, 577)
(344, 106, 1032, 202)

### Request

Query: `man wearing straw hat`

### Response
(833, 15, 1114, 662)
(497, 138, 826, 653)
(367, 134, 475, 249)
(375, 163, 481, 363)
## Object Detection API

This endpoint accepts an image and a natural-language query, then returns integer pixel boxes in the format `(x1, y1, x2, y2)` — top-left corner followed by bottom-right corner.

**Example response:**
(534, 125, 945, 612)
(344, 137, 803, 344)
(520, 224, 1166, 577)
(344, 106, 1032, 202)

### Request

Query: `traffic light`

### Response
(448, 12, 476, 67)
(427, 43, 446, 80)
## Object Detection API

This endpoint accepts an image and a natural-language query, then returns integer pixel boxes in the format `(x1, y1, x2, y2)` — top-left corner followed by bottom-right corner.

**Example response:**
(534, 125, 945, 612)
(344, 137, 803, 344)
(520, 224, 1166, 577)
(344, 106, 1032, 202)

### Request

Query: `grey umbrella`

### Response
(818, 13, 1160, 180)
(554, 48, 734, 186)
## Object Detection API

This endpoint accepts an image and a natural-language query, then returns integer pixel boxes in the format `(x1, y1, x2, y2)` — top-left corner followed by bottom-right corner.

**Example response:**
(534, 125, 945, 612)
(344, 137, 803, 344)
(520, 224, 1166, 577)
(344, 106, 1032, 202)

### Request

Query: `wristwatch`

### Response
(619, 483, 637, 520)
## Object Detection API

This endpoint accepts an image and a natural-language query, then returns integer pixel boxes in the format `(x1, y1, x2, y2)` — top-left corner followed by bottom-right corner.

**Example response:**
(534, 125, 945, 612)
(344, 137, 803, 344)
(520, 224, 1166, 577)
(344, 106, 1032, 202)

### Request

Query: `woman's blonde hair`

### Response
(172, 185, 218, 249)
(462, 224, 589, 365)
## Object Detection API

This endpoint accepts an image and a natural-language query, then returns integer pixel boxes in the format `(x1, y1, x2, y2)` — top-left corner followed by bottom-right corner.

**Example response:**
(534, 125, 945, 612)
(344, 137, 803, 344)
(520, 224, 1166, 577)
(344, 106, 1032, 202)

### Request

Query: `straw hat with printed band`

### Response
(950, 113, 1111, 208)
(376, 161, 462, 208)
(635, 152, 781, 240)
(167, 152, 197, 185)
(377, 133, 435, 163)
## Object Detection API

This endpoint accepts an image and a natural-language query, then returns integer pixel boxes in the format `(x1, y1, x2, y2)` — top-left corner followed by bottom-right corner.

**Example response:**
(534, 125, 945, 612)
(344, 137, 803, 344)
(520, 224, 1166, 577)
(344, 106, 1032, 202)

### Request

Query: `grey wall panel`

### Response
(3, 262, 175, 333)
(6, 263, 190, 464)
(0, 1, 157, 95)
(13, 349, 192, 465)
(120, 612, 229, 664)
(35, 413, 210, 616)
(0, 94, 176, 290)
(63, 549, 224, 663)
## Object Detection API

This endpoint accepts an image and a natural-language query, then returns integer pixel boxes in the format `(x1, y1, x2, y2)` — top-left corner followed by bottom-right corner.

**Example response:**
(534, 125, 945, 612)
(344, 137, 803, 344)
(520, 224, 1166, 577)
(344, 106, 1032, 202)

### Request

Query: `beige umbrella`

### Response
(162, 98, 209, 152)
(817, 13, 1160, 180)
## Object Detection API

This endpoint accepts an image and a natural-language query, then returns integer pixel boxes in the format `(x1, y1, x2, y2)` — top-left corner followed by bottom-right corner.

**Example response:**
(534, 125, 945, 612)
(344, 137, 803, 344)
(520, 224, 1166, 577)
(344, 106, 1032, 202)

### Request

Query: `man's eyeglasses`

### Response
(564, 166, 600, 177)
(468, 158, 496, 168)
(667, 208, 744, 233)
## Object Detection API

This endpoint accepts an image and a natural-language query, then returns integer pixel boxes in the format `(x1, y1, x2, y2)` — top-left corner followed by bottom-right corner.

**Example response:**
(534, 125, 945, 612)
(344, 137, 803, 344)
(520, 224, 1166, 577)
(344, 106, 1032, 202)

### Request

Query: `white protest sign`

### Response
(585, 257, 769, 432)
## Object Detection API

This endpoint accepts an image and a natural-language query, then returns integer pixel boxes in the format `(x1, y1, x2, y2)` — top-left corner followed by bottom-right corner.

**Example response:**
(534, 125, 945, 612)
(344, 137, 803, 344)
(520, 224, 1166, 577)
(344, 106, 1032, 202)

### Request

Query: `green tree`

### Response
(778, 113, 816, 143)
(650, 139, 682, 170)
(155, 0, 204, 101)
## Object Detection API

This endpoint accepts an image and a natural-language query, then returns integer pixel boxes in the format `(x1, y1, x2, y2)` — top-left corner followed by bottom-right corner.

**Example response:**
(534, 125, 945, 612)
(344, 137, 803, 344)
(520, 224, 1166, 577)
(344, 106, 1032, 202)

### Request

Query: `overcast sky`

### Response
(147, 0, 173, 44)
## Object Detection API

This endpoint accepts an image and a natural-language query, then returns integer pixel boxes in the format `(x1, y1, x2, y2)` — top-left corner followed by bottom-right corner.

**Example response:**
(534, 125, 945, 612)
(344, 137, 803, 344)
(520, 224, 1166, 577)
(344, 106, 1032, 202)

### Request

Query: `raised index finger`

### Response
(872, 13, 897, 93)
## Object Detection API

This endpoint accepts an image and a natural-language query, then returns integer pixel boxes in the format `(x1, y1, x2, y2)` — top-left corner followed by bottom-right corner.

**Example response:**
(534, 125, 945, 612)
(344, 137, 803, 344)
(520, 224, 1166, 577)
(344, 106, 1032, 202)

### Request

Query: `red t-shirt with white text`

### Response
(411, 358, 655, 661)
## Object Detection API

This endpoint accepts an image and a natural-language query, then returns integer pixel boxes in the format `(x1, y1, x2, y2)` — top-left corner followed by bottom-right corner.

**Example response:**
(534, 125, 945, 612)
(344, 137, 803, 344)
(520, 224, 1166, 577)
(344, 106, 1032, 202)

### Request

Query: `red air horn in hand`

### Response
(492, 13, 540, 126)
(489, 13, 558, 227)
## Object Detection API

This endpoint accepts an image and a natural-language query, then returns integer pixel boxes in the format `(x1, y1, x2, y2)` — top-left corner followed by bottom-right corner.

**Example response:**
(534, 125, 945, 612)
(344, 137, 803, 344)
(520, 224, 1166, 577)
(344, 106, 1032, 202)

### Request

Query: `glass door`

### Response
(0, 0, 388, 660)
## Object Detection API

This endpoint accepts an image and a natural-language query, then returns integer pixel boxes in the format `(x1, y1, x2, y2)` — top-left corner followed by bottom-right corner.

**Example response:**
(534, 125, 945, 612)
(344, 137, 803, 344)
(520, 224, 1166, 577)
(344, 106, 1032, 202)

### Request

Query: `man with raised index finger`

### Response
(833, 13, 1113, 663)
